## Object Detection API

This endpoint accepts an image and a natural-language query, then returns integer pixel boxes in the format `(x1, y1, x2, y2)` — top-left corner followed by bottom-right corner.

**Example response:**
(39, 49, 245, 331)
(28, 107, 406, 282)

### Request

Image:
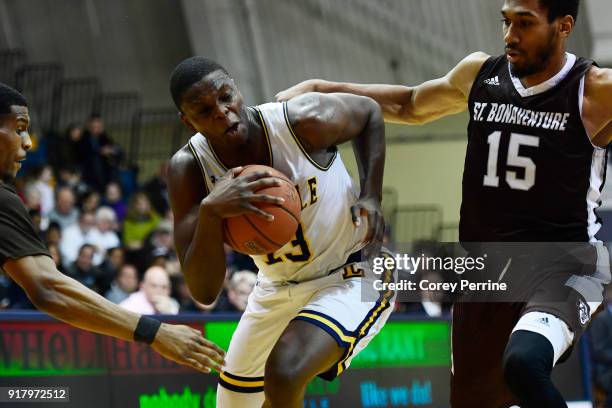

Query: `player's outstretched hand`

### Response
(152, 323, 226, 373)
(201, 167, 285, 221)
(275, 79, 318, 101)
(351, 196, 385, 259)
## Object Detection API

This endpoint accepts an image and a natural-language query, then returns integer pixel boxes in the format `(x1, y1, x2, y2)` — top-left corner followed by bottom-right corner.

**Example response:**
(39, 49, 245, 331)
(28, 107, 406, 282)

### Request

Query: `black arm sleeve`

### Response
(0, 184, 50, 267)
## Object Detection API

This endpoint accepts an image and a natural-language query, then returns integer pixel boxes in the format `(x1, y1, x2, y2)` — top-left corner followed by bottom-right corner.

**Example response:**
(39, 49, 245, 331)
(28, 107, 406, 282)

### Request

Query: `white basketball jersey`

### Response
(188, 101, 366, 284)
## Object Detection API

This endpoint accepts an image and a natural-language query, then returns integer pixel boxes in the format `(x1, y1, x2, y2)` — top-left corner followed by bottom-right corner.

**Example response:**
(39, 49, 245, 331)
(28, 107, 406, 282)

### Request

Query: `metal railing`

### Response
(0, 49, 25, 87)
(51, 77, 100, 133)
(130, 108, 191, 180)
(15, 63, 63, 135)
(393, 205, 443, 243)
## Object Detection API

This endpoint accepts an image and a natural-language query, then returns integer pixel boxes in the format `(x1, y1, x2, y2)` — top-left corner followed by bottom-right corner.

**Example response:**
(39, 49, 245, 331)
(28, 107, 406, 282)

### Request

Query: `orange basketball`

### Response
(223, 165, 301, 255)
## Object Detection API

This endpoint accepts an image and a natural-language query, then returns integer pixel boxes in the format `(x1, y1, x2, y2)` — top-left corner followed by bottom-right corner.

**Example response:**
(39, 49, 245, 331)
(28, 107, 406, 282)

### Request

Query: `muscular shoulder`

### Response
(448, 52, 490, 97)
(168, 145, 207, 213)
(582, 66, 612, 146)
(584, 66, 612, 104)
(288, 91, 376, 119)
(286, 92, 376, 151)
(169, 145, 199, 180)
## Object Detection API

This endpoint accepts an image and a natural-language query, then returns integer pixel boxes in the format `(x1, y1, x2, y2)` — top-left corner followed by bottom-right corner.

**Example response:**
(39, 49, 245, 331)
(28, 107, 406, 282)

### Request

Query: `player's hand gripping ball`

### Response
(223, 165, 301, 255)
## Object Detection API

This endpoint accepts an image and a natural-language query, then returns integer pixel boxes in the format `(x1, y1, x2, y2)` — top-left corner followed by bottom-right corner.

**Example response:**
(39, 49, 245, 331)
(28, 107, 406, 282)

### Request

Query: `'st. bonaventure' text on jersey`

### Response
(461, 53, 606, 242)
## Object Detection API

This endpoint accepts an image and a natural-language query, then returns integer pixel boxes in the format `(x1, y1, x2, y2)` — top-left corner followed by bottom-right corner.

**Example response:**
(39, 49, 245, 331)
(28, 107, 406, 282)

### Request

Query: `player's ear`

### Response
(178, 112, 197, 133)
(559, 15, 574, 37)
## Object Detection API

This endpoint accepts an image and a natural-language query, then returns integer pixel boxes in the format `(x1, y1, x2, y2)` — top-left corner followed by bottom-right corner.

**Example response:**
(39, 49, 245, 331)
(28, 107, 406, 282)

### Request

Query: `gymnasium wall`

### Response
(341, 114, 468, 225)
(0, 0, 594, 107)
(182, 0, 593, 104)
(0, 0, 192, 107)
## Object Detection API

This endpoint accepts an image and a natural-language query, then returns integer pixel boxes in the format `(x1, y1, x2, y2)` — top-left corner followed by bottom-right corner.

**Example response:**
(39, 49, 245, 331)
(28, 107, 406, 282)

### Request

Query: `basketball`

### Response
(223, 165, 301, 255)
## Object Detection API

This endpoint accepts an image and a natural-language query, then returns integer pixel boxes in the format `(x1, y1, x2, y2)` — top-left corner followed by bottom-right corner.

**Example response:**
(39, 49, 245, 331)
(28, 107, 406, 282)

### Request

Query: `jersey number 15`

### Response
(483, 131, 539, 191)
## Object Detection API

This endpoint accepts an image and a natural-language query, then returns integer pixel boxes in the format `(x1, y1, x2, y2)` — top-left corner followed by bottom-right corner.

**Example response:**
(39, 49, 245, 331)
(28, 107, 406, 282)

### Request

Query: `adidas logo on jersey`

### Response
(484, 76, 500, 86)
(537, 317, 550, 327)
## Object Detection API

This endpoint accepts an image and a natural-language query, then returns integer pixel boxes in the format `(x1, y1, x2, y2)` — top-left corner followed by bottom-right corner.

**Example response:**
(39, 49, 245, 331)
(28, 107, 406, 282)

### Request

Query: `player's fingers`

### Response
(192, 351, 223, 372)
(275, 90, 291, 101)
(228, 167, 244, 178)
(241, 202, 274, 221)
(250, 194, 285, 205)
(241, 170, 273, 182)
(350, 205, 362, 226)
(192, 334, 226, 362)
(363, 210, 376, 244)
(185, 357, 212, 374)
(196, 337, 226, 359)
(195, 350, 224, 371)
(246, 177, 282, 191)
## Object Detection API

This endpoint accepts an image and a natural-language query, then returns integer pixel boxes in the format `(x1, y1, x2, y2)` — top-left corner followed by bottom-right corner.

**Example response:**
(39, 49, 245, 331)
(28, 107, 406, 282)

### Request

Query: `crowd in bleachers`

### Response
(0, 114, 258, 315)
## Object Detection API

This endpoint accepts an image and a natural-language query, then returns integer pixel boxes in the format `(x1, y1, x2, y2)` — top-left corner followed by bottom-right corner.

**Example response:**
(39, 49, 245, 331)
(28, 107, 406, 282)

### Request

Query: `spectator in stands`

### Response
(59, 211, 96, 267)
(103, 182, 127, 222)
(48, 124, 82, 171)
(0, 275, 8, 309)
(175, 274, 200, 312)
(105, 264, 139, 304)
(28, 208, 43, 238)
(89, 206, 120, 265)
(80, 189, 101, 214)
(144, 161, 170, 216)
(224, 243, 257, 273)
(123, 192, 160, 250)
(217, 270, 257, 313)
(56, 167, 88, 197)
(119, 266, 179, 315)
(48, 186, 79, 230)
(143, 220, 177, 268)
(78, 114, 123, 192)
(65, 244, 101, 290)
(590, 285, 612, 406)
(5, 278, 34, 309)
(99, 247, 126, 293)
(175, 276, 220, 314)
(29, 165, 55, 218)
(23, 182, 42, 212)
(44, 221, 62, 247)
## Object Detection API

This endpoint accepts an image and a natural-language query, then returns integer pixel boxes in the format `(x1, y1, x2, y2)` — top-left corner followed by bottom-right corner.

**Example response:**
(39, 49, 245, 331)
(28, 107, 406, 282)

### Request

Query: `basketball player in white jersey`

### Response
(167, 57, 393, 407)
(278, 0, 612, 407)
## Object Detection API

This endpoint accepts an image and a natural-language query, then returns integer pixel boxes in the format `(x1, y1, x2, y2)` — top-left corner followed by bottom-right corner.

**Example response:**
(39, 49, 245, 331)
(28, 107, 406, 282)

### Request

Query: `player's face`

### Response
(501, 0, 562, 78)
(179, 70, 248, 146)
(0, 106, 31, 181)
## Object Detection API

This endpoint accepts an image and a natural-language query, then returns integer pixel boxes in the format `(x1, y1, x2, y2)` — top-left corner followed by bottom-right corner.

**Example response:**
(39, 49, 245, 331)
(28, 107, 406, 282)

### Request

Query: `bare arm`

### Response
(277, 52, 489, 125)
(287, 92, 386, 255)
(3, 255, 225, 372)
(582, 66, 612, 147)
(168, 147, 226, 305)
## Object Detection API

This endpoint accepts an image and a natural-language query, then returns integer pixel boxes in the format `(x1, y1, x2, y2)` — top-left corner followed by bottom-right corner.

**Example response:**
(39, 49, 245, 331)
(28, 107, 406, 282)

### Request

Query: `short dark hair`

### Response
(0, 82, 27, 115)
(169, 56, 228, 110)
(78, 243, 95, 254)
(538, 0, 579, 22)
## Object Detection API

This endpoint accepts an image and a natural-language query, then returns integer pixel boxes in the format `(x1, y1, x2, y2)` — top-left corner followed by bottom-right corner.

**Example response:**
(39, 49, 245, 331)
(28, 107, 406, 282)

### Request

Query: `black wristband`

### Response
(134, 316, 162, 344)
